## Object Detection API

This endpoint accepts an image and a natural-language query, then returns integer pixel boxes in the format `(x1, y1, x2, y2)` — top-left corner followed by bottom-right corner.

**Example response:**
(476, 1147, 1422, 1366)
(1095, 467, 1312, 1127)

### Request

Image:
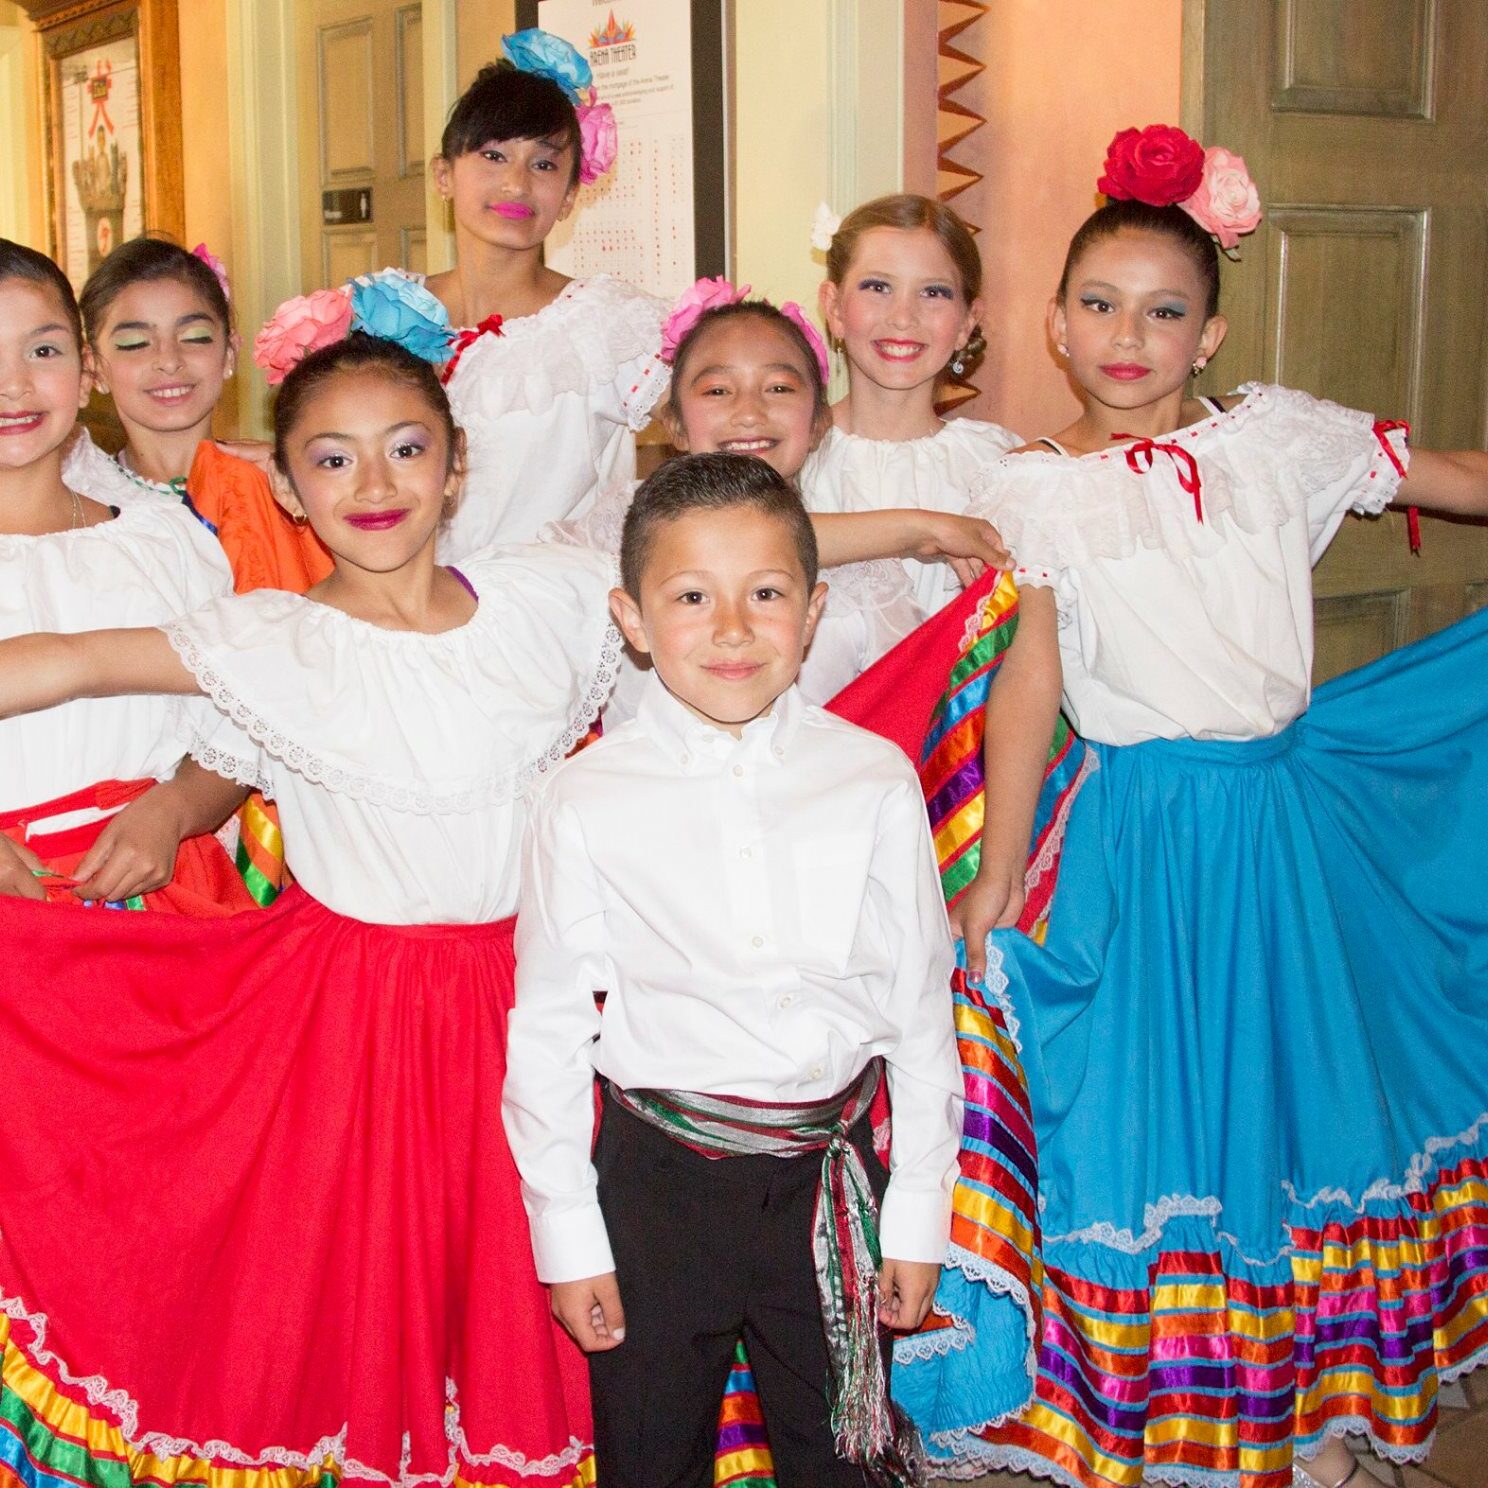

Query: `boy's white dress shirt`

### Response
(504, 676, 963, 1285)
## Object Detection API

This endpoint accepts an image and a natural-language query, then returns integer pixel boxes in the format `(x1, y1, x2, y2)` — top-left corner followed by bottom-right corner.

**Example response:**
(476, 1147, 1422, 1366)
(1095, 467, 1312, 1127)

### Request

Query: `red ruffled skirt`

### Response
(0, 886, 593, 1488)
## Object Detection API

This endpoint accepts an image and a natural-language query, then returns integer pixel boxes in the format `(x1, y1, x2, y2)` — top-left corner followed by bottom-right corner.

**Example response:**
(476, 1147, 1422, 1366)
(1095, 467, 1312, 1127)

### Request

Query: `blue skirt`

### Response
(941, 607, 1488, 1487)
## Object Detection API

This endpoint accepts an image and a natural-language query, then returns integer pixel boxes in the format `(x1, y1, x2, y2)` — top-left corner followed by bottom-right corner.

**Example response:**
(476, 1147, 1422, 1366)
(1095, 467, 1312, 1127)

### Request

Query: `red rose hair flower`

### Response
(1098, 125, 1206, 208)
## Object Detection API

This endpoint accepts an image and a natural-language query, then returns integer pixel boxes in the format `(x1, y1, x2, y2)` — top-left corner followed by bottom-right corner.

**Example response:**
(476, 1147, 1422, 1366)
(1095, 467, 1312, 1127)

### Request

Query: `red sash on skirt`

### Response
(0, 777, 255, 916)
(0, 887, 593, 1488)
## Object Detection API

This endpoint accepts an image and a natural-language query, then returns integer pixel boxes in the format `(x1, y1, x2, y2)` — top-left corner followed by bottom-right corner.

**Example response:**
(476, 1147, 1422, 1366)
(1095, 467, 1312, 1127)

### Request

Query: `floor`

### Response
(967, 1370, 1488, 1488)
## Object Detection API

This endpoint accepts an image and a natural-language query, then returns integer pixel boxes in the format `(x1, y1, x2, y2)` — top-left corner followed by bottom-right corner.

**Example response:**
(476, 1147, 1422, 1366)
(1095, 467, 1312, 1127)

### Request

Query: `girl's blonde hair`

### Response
(823, 194, 984, 370)
(824, 194, 983, 301)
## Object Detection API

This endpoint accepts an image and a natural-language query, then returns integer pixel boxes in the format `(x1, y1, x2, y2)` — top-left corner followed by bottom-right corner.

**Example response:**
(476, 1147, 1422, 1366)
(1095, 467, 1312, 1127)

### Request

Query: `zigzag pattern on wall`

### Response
(937, 0, 989, 411)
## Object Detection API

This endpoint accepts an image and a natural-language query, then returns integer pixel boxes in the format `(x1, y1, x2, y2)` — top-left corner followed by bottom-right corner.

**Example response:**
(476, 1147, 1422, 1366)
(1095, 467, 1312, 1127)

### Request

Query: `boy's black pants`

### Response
(589, 1086, 891, 1488)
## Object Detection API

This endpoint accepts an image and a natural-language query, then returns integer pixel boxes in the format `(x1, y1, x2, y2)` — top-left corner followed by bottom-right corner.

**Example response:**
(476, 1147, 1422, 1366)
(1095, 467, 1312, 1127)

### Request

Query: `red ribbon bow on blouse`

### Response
(1373, 419, 1420, 554)
(440, 314, 504, 385)
(1112, 435, 1205, 523)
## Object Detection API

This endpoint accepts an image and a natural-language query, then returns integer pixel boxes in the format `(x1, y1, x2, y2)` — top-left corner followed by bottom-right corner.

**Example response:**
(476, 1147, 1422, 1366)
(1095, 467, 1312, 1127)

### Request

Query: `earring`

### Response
(290, 510, 308, 526)
(949, 353, 967, 378)
(1056, 343, 1069, 358)
(1191, 356, 1207, 377)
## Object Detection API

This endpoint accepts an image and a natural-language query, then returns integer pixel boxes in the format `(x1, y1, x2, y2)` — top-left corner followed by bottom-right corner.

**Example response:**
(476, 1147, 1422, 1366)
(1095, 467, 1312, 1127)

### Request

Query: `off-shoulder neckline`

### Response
(1019, 384, 1264, 465)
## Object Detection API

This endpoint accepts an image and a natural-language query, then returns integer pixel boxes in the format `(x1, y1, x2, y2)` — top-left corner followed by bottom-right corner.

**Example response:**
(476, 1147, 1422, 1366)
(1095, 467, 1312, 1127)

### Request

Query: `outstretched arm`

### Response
(1400, 449, 1488, 518)
(0, 628, 198, 720)
(950, 585, 1063, 978)
(811, 509, 1011, 587)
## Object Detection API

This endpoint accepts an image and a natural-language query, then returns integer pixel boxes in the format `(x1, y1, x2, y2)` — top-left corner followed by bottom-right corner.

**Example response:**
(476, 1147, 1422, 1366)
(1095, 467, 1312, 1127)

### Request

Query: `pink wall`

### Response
(908, 0, 1183, 439)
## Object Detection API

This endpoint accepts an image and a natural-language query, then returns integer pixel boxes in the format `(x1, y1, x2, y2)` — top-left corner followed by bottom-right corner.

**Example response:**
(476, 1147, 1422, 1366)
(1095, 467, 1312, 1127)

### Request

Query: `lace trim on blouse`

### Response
(968, 383, 1409, 573)
(167, 602, 624, 816)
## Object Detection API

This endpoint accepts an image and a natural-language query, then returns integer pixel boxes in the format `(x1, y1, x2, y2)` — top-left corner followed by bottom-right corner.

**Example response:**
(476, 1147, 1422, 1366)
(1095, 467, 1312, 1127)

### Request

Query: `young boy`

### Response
(503, 452, 963, 1488)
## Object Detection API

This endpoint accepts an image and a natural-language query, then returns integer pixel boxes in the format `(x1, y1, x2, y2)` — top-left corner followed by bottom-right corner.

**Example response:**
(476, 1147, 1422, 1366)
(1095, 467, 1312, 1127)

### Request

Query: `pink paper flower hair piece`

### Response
(252, 288, 353, 385)
(659, 277, 752, 363)
(191, 243, 231, 303)
(659, 278, 831, 387)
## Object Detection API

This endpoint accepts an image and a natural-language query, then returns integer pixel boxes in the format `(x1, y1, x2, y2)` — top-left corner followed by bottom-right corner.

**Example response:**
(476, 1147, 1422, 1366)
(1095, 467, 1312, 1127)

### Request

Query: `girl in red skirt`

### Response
(0, 239, 251, 913)
(0, 331, 609, 1487)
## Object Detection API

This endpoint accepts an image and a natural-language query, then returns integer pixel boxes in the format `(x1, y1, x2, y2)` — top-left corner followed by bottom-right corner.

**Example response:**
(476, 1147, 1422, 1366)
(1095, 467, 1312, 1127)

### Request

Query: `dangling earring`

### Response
(1191, 355, 1208, 377)
(949, 352, 967, 378)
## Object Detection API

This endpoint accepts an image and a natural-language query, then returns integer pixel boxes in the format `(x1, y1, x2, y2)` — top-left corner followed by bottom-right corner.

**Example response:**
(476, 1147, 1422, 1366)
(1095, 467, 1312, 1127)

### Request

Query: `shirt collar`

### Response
(636, 672, 804, 771)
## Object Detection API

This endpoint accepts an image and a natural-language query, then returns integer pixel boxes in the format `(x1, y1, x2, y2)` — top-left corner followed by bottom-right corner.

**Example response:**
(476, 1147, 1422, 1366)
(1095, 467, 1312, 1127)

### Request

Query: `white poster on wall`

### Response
(538, 0, 696, 300)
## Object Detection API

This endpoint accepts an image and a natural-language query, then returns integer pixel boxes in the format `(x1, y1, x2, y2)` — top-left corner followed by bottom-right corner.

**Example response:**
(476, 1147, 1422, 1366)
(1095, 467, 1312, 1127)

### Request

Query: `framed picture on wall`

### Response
(515, 0, 728, 299)
(28, 0, 183, 290)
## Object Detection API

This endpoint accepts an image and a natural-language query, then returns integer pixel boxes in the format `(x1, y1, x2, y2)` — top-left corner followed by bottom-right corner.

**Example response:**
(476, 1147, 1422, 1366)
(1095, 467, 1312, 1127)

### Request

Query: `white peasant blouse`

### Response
(436, 275, 670, 560)
(966, 384, 1410, 745)
(1, 500, 232, 813)
(800, 417, 1023, 618)
(169, 544, 621, 925)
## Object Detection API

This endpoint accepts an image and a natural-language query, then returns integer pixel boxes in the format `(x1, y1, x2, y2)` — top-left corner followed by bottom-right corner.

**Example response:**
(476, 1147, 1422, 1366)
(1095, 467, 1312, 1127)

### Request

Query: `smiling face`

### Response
(0, 277, 90, 474)
(819, 225, 981, 396)
(611, 503, 828, 735)
(1052, 228, 1227, 411)
(278, 369, 462, 573)
(663, 313, 827, 480)
(433, 136, 579, 253)
(88, 277, 233, 437)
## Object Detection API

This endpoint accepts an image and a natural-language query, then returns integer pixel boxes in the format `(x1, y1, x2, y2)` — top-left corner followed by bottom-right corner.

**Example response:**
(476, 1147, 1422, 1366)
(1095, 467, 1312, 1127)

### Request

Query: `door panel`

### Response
(299, 0, 428, 291)
(1190, 0, 1488, 681)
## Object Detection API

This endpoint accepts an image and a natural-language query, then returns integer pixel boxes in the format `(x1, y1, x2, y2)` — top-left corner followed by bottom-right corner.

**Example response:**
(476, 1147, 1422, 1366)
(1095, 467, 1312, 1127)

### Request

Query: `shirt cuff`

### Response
(878, 1175, 954, 1265)
(530, 1199, 616, 1284)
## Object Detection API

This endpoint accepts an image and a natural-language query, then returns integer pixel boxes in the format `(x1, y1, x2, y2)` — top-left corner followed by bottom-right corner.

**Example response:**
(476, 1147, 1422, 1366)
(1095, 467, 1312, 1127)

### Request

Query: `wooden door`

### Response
(297, 0, 428, 291)
(1186, 0, 1488, 679)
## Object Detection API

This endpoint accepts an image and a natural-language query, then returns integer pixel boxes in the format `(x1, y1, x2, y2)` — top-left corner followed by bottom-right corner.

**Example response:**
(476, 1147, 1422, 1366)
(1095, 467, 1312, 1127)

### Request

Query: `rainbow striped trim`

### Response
(948, 1146, 1488, 1486)
(0, 1309, 595, 1488)
(232, 793, 284, 907)
(712, 1343, 774, 1488)
(920, 570, 1088, 940)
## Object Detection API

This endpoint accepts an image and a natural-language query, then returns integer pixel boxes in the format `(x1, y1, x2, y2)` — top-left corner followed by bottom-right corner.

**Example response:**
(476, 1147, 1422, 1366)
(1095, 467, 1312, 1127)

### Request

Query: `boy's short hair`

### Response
(619, 453, 820, 599)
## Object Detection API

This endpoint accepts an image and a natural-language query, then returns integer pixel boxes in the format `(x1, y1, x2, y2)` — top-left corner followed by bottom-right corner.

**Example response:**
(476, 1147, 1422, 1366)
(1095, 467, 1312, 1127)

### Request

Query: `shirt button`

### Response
(773, 746, 785, 758)
(809, 1065, 824, 1080)
(751, 934, 764, 948)
(779, 993, 794, 1008)
(739, 846, 753, 859)
(732, 764, 744, 777)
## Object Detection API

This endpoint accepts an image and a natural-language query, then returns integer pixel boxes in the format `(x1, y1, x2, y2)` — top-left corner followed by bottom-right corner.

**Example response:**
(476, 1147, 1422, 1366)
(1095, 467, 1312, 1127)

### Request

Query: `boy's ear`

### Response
(802, 579, 829, 649)
(608, 586, 651, 656)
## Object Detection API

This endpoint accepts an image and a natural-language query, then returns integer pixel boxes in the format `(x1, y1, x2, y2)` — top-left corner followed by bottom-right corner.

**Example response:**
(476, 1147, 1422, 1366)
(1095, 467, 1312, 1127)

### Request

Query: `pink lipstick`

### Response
(345, 509, 410, 531)
(0, 412, 45, 436)
(493, 202, 535, 220)
(1100, 363, 1152, 381)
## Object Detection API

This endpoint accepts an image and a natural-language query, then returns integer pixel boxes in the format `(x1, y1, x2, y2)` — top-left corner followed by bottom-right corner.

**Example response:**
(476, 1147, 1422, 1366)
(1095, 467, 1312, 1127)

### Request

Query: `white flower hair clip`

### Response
(810, 202, 842, 255)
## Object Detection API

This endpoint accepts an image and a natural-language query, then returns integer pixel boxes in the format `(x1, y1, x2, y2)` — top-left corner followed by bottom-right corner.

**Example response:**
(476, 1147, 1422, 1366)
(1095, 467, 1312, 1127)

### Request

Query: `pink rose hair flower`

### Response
(1098, 124, 1206, 208)
(253, 288, 353, 385)
(577, 102, 617, 185)
(660, 277, 751, 363)
(1179, 146, 1262, 250)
